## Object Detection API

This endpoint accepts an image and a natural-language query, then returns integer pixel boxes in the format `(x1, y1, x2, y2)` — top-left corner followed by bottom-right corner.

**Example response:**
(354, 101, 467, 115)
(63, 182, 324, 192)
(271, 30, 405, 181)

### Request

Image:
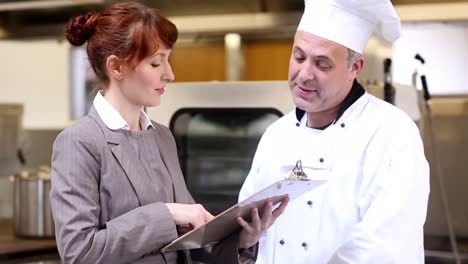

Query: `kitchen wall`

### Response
(244, 40, 292, 80)
(0, 39, 71, 130)
(393, 22, 468, 95)
(0, 39, 69, 218)
(170, 43, 226, 82)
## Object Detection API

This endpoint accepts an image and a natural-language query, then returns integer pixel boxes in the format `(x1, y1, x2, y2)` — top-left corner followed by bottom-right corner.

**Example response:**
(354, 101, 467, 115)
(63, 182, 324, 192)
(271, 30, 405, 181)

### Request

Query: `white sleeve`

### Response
(329, 123, 430, 264)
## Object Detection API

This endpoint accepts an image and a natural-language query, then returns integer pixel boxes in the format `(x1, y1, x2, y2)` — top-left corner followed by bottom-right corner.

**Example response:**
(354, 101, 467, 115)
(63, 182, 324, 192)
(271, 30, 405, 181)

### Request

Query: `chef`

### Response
(238, 0, 430, 263)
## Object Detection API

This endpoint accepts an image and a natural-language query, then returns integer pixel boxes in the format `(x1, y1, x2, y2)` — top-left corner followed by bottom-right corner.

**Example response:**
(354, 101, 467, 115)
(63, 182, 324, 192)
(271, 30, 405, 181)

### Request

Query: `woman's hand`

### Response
(165, 203, 214, 229)
(237, 197, 289, 249)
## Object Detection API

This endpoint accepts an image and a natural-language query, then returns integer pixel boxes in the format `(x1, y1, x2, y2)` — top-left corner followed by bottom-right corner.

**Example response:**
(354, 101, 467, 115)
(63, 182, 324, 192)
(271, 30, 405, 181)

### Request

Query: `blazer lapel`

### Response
(88, 107, 159, 206)
(152, 124, 193, 204)
(110, 139, 160, 205)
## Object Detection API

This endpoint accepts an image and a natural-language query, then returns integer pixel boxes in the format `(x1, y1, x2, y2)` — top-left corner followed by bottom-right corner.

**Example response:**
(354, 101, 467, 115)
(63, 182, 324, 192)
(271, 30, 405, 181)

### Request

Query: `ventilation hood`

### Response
(0, 0, 468, 40)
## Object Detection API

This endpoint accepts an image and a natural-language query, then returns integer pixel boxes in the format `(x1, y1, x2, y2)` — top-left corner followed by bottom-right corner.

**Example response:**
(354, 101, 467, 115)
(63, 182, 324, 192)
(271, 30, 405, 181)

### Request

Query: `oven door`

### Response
(170, 107, 282, 214)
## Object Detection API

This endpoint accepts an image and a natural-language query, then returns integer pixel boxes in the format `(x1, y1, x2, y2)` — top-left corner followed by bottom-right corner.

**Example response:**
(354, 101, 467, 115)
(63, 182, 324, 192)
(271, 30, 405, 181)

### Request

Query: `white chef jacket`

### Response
(239, 88, 430, 263)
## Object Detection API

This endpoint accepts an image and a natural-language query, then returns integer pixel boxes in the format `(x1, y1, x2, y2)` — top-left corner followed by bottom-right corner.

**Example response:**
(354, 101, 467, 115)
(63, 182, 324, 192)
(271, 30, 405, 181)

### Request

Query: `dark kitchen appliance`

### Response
(170, 108, 282, 214)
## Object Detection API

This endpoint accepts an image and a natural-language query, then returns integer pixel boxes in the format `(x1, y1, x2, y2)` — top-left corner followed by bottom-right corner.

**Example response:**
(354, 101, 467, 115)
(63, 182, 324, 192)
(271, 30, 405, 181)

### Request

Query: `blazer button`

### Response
(302, 242, 308, 247)
(295, 122, 300, 127)
(341, 123, 346, 128)
(279, 239, 285, 245)
(307, 200, 313, 206)
(319, 158, 324, 163)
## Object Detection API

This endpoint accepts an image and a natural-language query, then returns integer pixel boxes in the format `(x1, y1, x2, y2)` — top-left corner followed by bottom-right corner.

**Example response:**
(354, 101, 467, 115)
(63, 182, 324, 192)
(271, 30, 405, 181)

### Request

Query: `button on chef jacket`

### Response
(238, 81, 430, 263)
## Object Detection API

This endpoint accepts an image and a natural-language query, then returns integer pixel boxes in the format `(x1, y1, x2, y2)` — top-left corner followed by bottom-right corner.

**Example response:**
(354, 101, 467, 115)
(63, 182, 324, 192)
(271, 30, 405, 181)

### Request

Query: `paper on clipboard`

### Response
(161, 178, 326, 252)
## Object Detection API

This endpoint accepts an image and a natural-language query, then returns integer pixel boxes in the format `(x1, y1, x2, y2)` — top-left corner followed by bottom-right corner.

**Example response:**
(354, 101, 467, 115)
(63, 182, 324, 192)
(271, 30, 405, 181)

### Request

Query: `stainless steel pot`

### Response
(10, 166, 54, 238)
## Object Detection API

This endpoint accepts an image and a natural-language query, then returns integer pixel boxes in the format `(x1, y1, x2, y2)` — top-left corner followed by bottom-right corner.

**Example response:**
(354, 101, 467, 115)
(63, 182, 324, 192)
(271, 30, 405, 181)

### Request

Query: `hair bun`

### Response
(65, 12, 97, 46)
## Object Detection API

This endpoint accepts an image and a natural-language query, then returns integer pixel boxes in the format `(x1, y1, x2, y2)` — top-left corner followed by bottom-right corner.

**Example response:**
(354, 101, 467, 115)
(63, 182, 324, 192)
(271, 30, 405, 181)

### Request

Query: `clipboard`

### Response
(161, 179, 326, 252)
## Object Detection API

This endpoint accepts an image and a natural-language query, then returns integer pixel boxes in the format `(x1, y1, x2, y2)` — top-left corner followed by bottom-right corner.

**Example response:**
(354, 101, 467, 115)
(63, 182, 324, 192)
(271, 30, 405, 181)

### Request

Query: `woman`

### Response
(50, 2, 288, 264)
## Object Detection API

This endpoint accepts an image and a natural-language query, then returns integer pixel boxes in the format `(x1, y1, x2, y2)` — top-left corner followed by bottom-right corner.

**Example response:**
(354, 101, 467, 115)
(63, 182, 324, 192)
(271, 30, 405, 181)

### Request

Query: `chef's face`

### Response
(288, 31, 362, 115)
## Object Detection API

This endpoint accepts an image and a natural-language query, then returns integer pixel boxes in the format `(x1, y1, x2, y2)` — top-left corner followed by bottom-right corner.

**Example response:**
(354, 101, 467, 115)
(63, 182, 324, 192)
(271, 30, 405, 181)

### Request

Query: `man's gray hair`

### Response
(347, 48, 361, 67)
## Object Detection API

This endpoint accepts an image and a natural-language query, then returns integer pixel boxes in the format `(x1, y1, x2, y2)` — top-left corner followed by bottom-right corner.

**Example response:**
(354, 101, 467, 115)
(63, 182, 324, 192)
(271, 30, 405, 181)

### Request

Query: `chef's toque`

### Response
(297, 0, 401, 53)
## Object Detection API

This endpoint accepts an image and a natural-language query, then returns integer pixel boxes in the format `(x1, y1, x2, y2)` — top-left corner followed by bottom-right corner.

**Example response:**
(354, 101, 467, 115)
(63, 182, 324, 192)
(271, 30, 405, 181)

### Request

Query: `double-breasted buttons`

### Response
(302, 242, 308, 248)
(319, 158, 324, 163)
(279, 239, 285, 245)
(340, 123, 346, 128)
(295, 122, 300, 127)
(307, 200, 313, 206)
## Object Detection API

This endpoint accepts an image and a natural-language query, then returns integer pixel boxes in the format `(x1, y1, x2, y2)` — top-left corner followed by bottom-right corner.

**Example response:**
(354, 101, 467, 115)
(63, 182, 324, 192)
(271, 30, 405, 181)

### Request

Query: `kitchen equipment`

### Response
(415, 54, 462, 264)
(0, 103, 23, 219)
(383, 58, 395, 105)
(147, 82, 292, 214)
(10, 165, 54, 238)
(171, 108, 282, 214)
(0, 103, 23, 176)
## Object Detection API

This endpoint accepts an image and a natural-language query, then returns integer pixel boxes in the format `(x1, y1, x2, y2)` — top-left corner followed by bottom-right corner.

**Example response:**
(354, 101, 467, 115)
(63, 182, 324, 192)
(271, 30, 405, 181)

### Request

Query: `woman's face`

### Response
(119, 47, 175, 108)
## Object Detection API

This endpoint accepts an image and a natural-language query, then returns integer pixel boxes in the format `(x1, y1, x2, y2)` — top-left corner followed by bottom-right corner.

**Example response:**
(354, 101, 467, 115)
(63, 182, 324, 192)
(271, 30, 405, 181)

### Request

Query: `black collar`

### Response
(295, 80, 365, 129)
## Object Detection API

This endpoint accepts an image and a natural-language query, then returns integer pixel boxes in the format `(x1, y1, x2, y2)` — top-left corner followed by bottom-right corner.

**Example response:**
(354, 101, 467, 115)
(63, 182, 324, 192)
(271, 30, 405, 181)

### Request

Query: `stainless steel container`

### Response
(10, 166, 54, 238)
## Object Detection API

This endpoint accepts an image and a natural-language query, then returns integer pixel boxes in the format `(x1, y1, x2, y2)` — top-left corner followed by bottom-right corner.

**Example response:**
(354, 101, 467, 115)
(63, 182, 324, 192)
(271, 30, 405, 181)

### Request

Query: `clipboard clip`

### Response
(286, 160, 310, 181)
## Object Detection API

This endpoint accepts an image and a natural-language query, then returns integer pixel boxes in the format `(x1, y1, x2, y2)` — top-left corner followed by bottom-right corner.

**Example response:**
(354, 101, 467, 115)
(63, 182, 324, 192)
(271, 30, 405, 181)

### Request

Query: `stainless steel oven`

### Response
(170, 108, 282, 214)
(147, 81, 294, 213)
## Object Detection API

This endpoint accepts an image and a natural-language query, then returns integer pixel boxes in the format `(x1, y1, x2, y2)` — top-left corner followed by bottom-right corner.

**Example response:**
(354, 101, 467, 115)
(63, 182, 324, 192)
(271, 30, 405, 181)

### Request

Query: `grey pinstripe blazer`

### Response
(50, 107, 243, 264)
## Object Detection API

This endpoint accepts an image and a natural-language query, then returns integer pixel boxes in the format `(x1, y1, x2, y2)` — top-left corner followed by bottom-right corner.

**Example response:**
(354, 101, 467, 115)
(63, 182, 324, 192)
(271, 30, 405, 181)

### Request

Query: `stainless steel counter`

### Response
(0, 220, 59, 263)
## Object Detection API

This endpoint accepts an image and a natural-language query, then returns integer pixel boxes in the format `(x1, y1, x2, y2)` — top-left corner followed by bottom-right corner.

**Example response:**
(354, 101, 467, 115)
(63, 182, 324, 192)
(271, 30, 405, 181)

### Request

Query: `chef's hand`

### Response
(237, 197, 289, 249)
(165, 203, 214, 229)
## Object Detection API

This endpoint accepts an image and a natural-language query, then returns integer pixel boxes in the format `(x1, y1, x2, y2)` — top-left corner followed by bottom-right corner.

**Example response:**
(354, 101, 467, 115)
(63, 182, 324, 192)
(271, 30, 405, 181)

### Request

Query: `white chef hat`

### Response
(297, 0, 401, 53)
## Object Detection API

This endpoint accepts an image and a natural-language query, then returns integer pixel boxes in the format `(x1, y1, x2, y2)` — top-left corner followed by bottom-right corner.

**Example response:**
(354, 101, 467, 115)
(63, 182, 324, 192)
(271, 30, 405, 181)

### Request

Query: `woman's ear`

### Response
(106, 55, 125, 81)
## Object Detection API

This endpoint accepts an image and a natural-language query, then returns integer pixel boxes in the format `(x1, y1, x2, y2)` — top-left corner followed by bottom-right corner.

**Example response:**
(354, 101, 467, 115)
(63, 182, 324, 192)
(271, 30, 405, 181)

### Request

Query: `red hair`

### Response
(65, 1, 178, 85)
